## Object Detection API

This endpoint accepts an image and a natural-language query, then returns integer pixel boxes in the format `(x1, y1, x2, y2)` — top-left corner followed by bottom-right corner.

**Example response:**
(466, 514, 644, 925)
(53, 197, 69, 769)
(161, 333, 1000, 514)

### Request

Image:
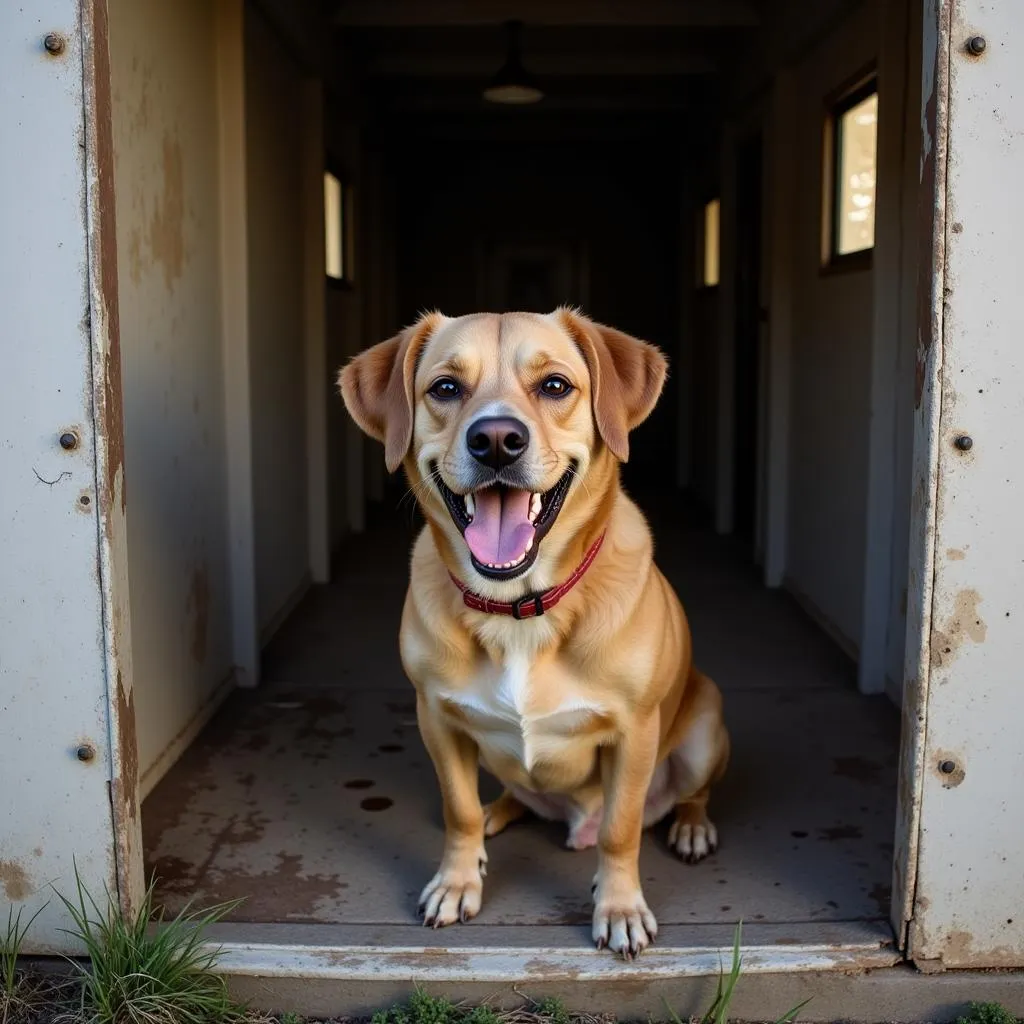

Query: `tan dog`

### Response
(339, 308, 729, 958)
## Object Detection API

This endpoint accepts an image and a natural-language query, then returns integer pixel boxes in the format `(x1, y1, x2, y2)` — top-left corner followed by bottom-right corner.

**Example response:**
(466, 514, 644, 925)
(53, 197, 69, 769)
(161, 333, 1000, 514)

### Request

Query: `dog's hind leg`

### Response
(483, 789, 528, 837)
(664, 668, 730, 864)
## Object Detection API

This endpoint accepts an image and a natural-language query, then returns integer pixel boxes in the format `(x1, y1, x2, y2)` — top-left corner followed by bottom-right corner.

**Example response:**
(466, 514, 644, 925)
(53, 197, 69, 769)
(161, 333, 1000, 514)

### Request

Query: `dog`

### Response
(339, 308, 729, 958)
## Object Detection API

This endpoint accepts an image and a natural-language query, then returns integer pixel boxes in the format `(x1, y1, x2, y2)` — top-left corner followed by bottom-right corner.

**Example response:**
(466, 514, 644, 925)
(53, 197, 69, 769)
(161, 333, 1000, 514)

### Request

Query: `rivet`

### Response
(939, 759, 957, 775)
(43, 32, 66, 56)
(966, 35, 987, 56)
(59, 431, 78, 451)
(955, 435, 973, 451)
(79, 494, 91, 506)
(76, 744, 96, 763)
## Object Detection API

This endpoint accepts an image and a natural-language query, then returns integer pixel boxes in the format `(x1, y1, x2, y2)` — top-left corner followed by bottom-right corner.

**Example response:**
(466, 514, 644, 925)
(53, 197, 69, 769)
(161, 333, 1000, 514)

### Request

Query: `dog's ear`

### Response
(557, 308, 667, 462)
(338, 313, 442, 472)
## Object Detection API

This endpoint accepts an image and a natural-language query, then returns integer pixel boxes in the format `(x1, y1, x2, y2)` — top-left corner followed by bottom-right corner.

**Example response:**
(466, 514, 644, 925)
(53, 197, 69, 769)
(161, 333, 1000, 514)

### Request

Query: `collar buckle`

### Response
(511, 593, 545, 620)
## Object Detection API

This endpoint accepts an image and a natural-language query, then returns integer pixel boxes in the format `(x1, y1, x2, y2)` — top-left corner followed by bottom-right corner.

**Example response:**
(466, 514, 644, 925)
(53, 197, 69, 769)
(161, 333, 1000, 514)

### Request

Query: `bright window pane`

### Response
(324, 171, 343, 279)
(703, 198, 720, 287)
(836, 92, 877, 255)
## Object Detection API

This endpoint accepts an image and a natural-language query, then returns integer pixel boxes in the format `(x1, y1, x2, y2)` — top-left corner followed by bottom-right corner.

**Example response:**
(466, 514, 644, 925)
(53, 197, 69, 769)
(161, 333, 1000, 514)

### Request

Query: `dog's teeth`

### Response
(464, 493, 475, 518)
(529, 493, 542, 521)
(525, 536, 533, 553)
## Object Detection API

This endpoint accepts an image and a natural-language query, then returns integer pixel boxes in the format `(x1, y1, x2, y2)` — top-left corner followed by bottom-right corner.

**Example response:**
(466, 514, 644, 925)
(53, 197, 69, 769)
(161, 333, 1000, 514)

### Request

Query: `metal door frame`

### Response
(893, 0, 1024, 970)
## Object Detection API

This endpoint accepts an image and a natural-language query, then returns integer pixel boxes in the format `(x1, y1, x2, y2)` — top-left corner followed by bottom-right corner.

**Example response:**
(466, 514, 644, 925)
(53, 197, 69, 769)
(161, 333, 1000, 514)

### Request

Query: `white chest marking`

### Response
(439, 652, 606, 772)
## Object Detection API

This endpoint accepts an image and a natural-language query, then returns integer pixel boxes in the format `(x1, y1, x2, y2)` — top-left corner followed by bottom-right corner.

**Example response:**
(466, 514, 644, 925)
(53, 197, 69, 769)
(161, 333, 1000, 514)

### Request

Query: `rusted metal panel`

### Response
(82, 0, 144, 919)
(901, 0, 1024, 968)
(0, 0, 139, 951)
(891, 0, 951, 948)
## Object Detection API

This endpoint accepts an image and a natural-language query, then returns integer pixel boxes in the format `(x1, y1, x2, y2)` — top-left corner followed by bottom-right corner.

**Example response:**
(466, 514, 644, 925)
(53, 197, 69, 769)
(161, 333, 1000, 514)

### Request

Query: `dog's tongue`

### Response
(464, 488, 535, 566)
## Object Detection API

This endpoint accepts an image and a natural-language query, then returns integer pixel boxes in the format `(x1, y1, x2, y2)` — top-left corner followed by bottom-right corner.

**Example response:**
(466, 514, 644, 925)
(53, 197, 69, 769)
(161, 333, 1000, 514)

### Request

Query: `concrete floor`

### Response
(143, 496, 900, 944)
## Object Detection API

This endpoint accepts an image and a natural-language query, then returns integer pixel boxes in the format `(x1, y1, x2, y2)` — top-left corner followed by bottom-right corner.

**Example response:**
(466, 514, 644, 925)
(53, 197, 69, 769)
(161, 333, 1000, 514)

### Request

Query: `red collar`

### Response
(449, 532, 605, 619)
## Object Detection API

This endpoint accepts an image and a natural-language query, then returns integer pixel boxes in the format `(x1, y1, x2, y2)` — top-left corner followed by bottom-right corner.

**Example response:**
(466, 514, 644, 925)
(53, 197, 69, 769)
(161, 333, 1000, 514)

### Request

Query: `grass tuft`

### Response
(57, 866, 247, 1024)
(663, 922, 809, 1024)
(2, 903, 48, 1024)
(957, 1003, 1020, 1024)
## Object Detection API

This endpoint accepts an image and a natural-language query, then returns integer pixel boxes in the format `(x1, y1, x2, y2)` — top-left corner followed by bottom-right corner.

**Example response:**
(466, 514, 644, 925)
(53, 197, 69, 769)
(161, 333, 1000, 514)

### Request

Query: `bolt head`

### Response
(59, 431, 78, 451)
(76, 744, 95, 763)
(955, 434, 974, 451)
(966, 35, 987, 56)
(939, 759, 957, 775)
(43, 32, 65, 55)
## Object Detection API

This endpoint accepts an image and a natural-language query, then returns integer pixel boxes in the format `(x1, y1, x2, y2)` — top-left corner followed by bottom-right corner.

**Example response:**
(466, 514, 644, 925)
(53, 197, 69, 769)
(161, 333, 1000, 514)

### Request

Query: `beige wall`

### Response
(245, 8, 310, 633)
(109, 0, 234, 783)
(783, 0, 879, 652)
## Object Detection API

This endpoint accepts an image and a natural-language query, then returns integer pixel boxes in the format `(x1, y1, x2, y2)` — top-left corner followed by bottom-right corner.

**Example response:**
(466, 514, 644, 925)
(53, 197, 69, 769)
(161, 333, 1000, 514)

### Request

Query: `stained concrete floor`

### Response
(143, 495, 899, 941)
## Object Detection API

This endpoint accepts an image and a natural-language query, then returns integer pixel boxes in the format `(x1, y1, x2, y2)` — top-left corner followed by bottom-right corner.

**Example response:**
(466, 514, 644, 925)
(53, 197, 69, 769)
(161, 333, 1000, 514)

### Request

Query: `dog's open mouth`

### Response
(432, 464, 575, 580)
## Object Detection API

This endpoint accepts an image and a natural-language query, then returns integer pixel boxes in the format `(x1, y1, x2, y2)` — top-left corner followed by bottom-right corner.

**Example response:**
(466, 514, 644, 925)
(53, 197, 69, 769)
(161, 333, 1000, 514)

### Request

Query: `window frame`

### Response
(821, 67, 878, 274)
(324, 161, 355, 289)
(699, 196, 721, 289)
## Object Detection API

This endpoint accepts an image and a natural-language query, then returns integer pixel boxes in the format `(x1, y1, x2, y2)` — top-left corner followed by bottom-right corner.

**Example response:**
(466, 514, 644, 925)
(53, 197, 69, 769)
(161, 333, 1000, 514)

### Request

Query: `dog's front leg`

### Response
(416, 695, 487, 927)
(592, 711, 660, 958)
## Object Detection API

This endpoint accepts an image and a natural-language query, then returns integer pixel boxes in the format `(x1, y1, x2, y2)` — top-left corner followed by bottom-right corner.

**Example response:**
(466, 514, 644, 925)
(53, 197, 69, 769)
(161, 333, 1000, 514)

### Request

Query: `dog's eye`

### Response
(539, 375, 573, 398)
(428, 377, 462, 401)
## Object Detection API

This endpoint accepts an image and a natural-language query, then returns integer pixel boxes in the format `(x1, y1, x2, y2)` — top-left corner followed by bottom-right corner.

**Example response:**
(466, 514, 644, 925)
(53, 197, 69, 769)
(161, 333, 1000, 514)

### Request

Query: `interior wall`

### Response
(394, 140, 682, 486)
(109, 0, 234, 782)
(325, 114, 365, 550)
(883, 1, 922, 693)
(783, 0, 879, 653)
(245, 6, 310, 633)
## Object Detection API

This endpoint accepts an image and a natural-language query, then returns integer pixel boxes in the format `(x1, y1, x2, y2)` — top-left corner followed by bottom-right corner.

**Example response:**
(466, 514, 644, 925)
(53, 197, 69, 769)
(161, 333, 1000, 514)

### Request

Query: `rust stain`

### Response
(32, 847, 43, 858)
(115, 672, 140, 818)
(186, 564, 210, 664)
(147, 133, 186, 289)
(832, 756, 883, 784)
(946, 547, 966, 561)
(933, 750, 966, 788)
(0, 860, 32, 901)
(523, 956, 581, 979)
(932, 589, 987, 668)
(385, 951, 473, 969)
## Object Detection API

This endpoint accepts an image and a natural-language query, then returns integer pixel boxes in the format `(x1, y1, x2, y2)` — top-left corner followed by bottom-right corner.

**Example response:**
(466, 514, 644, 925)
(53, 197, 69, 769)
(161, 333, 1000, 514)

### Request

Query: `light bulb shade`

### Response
(482, 21, 544, 104)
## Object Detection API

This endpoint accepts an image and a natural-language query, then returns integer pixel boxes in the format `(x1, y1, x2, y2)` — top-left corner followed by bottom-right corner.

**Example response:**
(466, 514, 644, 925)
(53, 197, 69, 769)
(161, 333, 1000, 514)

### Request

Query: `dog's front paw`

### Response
(418, 849, 487, 927)
(591, 872, 657, 959)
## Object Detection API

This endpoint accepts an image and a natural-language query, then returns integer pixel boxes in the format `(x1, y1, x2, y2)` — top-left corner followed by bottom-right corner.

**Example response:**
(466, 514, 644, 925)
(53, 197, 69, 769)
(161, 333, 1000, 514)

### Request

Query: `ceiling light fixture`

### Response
(482, 20, 543, 105)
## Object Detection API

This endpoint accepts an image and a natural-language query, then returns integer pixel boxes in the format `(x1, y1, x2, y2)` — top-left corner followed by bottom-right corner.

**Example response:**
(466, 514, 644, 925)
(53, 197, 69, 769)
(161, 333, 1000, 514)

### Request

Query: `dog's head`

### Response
(339, 308, 666, 590)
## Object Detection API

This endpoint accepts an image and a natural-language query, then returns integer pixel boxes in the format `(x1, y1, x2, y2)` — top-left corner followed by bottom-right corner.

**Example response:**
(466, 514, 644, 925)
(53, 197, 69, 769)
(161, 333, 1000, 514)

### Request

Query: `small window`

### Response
(324, 169, 353, 284)
(824, 78, 878, 267)
(702, 198, 720, 287)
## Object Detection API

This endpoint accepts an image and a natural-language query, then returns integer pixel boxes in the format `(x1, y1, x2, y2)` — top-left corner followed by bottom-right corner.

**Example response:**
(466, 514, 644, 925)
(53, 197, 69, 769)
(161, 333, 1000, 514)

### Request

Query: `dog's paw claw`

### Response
(668, 818, 719, 864)
(592, 881, 657, 958)
(418, 855, 485, 928)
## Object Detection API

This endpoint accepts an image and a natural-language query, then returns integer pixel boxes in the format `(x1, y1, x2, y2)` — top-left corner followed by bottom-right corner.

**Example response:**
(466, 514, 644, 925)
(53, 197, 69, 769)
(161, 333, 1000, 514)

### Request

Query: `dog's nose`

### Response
(466, 416, 530, 469)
